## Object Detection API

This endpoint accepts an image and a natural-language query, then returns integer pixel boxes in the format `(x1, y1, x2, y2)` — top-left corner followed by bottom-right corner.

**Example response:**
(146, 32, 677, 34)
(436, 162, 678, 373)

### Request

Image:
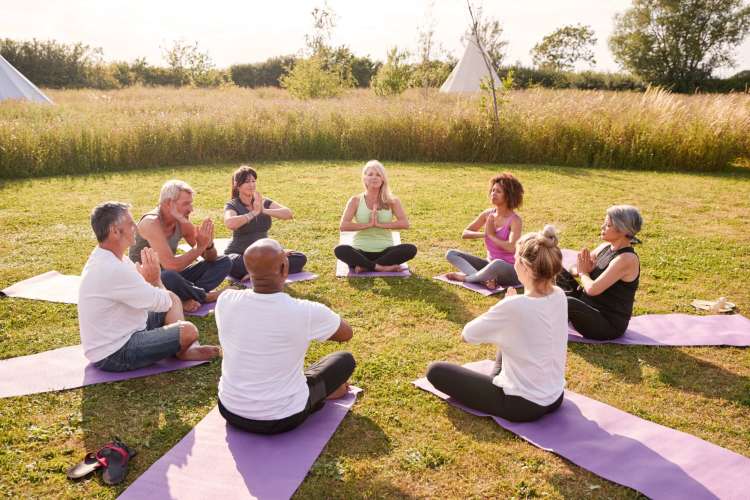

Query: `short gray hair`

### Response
(607, 205, 643, 239)
(159, 179, 195, 205)
(91, 201, 130, 243)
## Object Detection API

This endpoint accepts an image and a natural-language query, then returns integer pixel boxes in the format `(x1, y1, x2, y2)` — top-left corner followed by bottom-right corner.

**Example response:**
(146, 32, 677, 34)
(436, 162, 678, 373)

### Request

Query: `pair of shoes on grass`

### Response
(66, 437, 136, 485)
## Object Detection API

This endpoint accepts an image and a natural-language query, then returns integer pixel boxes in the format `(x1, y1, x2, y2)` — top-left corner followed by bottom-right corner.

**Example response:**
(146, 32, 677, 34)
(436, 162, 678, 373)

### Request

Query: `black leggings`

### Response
(426, 361, 563, 423)
(557, 269, 626, 341)
(227, 251, 307, 280)
(219, 351, 355, 435)
(334, 244, 417, 272)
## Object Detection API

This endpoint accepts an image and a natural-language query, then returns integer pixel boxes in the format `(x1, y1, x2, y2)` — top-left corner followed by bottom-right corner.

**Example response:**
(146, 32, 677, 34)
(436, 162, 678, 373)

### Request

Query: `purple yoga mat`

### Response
(119, 387, 362, 500)
(185, 301, 215, 317)
(433, 274, 505, 296)
(414, 360, 750, 500)
(0, 345, 208, 398)
(229, 271, 319, 288)
(1, 271, 80, 304)
(568, 313, 750, 346)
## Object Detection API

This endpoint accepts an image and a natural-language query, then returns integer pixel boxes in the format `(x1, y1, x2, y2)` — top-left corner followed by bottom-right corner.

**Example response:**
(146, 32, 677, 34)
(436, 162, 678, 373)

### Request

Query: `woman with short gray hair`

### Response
(557, 205, 643, 340)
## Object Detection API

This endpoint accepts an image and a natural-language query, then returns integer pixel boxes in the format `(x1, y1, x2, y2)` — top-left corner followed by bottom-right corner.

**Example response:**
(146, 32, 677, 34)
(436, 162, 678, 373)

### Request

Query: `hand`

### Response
(577, 248, 595, 275)
(196, 218, 213, 251)
(252, 192, 263, 214)
(485, 212, 495, 237)
(505, 286, 518, 297)
(370, 201, 379, 227)
(136, 247, 161, 286)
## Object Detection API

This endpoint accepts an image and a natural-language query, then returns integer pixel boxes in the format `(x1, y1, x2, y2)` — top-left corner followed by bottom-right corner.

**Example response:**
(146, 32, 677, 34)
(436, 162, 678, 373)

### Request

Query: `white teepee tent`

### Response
(440, 39, 500, 93)
(0, 54, 53, 104)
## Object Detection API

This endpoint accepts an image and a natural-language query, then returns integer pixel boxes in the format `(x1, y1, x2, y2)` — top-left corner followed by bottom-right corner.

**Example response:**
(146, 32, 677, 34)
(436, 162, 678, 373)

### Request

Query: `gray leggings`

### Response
(446, 249, 519, 286)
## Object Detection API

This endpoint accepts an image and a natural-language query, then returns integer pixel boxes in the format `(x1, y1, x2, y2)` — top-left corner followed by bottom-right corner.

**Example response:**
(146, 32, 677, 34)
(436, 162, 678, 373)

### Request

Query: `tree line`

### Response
(2, 0, 748, 95)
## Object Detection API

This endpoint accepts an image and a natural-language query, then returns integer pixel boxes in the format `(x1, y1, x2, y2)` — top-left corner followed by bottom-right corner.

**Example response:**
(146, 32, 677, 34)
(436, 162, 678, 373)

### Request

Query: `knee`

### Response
(404, 244, 418, 259)
(334, 245, 349, 259)
(161, 270, 181, 287)
(339, 351, 356, 375)
(445, 249, 458, 260)
(178, 321, 199, 345)
(215, 255, 232, 273)
(425, 361, 450, 385)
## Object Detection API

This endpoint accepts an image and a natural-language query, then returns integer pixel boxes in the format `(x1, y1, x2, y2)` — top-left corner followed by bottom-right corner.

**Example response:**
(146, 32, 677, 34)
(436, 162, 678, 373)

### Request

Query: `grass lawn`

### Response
(1, 161, 749, 498)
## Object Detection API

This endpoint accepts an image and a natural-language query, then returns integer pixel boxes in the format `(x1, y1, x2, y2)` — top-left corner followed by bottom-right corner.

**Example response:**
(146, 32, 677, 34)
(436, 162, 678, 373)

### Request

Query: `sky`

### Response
(3, 0, 749, 76)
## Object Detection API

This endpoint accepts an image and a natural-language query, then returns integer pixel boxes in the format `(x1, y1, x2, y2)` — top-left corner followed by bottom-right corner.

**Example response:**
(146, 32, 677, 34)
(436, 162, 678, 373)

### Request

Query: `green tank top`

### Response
(352, 194, 395, 252)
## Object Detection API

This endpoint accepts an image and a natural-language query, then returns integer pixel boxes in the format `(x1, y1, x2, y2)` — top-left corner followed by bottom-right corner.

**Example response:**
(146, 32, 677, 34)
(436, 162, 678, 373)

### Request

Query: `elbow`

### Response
(584, 285, 601, 297)
(400, 220, 410, 230)
(161, 260, 181, 272)
(285, 210, 294, 220)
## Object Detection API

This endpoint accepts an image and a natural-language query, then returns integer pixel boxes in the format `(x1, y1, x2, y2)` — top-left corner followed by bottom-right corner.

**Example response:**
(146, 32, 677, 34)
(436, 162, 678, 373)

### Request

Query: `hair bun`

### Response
(538, 224, 558, 248)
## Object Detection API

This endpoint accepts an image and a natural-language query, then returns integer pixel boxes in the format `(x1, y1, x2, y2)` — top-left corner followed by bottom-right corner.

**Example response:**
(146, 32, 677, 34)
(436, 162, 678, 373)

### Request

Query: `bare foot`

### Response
(484, 279, 497, 290)
(182, 299, 200, 312)
(204, 288, 226, 303)
(445, 272, 466, 282)
(326, 383, 350, 400)
(374, 264, 401, 272)
(354, 266, 367, 274)
(505, 287, 518, 296)
(177, 345, 222, 361)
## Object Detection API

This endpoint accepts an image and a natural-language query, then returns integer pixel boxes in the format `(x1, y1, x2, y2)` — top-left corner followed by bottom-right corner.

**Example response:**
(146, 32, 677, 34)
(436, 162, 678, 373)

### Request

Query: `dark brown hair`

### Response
(231, 165, 258, 199)
(489, 172, 524, 210)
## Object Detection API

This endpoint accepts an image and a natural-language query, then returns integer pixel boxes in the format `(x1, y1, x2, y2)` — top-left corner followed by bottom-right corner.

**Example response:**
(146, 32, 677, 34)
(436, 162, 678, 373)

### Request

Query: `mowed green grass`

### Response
(0, 161, 749, 499)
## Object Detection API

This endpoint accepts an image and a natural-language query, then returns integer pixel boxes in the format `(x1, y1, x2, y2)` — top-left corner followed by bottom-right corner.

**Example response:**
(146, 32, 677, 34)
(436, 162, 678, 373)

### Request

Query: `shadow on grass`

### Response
(80, 362, 219, 491)
(571, 344, 750, 407)
(344, 274, 475, 326)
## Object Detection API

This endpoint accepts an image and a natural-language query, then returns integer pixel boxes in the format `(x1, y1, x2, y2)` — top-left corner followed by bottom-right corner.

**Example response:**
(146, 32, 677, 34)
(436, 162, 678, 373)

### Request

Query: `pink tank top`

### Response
(485, 212, 516, 264)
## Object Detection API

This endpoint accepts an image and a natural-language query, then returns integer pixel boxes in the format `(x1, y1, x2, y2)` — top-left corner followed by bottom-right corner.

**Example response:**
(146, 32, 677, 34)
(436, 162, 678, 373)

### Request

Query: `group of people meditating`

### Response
(77, 160, 643, 431)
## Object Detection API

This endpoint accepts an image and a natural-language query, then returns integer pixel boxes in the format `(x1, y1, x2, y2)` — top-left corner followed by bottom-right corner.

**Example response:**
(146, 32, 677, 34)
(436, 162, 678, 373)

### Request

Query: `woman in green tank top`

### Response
(334, 160, 417, 273)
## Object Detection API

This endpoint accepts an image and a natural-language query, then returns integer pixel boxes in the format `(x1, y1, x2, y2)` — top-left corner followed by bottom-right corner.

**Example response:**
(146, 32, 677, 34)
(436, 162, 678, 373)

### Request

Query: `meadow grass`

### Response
(1, 86, 748, 179)
(0, 161, 749, 498)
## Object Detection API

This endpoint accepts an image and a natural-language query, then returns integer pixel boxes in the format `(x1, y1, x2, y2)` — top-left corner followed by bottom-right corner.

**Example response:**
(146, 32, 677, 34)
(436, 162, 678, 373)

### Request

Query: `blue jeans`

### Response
(161, 256, 232, 302)
(94, 312, 181, 372)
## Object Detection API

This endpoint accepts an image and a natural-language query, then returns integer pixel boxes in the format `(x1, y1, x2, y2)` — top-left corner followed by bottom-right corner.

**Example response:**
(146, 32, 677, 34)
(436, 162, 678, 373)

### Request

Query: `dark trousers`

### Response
(557, 269, 625, 341)
(219, 351, 356, 435)
(334, 244, 417, 272)
(161, 255, 231, 303)
(227, 251, 307, 280)
(426, 361, 563, 423)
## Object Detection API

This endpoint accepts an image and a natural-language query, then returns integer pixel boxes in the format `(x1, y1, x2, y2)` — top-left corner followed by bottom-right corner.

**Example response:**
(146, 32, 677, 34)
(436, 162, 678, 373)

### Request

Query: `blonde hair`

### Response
(362, 160, 394, 208)
(159, 179, 195, 205)
(516, 225, 563, 285)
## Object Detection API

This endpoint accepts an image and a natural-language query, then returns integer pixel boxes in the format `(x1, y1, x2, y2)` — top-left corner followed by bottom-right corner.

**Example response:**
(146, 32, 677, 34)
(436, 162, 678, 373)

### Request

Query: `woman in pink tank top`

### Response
(445, 173, 524, 289)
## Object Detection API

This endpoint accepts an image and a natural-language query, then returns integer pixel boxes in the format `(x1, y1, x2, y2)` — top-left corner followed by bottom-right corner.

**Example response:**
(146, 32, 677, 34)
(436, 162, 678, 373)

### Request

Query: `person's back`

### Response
(216, 288, 340, 420)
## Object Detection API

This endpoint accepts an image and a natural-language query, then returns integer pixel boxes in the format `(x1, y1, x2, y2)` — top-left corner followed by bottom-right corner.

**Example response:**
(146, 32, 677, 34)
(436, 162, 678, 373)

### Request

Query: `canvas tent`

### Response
(0, 55, 53, 104)
(440, 39, 500, 93)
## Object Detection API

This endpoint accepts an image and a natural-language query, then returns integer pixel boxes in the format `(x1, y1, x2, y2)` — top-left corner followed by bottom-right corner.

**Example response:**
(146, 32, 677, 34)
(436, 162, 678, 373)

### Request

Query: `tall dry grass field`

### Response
(0, 86, 748, 178)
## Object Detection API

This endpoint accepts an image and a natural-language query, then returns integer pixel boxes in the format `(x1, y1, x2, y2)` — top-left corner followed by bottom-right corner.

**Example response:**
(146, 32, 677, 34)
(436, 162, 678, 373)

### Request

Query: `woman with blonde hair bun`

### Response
(426, 225, 568, 422)
(334, 160, 417, 273)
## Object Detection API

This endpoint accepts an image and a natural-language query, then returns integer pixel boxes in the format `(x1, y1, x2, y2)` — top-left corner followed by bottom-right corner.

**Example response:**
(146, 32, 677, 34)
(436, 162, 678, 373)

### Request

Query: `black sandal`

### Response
(96, 438, 137, 485)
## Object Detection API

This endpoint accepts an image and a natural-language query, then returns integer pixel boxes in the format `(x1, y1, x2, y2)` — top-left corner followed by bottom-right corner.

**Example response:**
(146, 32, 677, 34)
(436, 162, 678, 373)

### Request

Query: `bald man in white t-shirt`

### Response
(216, 238, 356, 435)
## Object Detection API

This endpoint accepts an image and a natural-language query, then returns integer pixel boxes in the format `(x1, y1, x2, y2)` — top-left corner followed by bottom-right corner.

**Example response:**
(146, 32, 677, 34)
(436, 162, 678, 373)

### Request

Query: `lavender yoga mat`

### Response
(119, 387, 362, 500)
(335, 232, 411, 277)
(1, 271, 80, 304)
(230, 271, 319, 288)
(0, 345, 208, 398)
(433, 274, 505, 296)
(568, 313, 750, 346)
(414, 360, 749, 500)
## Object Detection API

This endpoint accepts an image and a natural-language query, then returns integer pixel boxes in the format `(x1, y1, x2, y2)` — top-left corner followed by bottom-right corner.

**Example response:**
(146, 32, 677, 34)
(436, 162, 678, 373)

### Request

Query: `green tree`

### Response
(372, 47, 412, 96)
(609, 0, 750, 92)
(531, 24, 597, 71)
(280, 54, 347, 98)
(162, 40, 215, 86)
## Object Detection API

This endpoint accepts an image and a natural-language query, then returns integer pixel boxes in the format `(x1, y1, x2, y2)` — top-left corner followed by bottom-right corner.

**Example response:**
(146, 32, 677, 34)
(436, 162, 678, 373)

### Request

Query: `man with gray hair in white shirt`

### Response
(78, 201, 220, 372)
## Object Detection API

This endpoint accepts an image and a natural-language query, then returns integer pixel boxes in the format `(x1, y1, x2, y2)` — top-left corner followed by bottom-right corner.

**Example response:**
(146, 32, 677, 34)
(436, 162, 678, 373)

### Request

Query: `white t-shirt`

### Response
(78, 246, 172, 362)
(462, 287, 568, 406)
(216, 289, 341, 420)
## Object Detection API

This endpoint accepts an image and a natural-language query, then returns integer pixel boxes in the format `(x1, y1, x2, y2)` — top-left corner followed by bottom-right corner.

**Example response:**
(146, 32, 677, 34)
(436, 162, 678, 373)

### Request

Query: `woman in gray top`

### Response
(223, 165, 307, 280)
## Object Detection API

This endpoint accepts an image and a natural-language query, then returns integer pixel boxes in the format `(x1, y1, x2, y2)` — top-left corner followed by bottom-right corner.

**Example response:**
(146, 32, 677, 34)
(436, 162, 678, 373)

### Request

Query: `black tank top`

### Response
(581, 246, 639, 332)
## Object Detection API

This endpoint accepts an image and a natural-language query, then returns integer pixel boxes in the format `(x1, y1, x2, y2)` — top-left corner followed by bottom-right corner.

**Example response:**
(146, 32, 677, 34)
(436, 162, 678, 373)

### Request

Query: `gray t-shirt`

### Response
(128, 208, 183, 263)
(224, 197, 273, 256)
